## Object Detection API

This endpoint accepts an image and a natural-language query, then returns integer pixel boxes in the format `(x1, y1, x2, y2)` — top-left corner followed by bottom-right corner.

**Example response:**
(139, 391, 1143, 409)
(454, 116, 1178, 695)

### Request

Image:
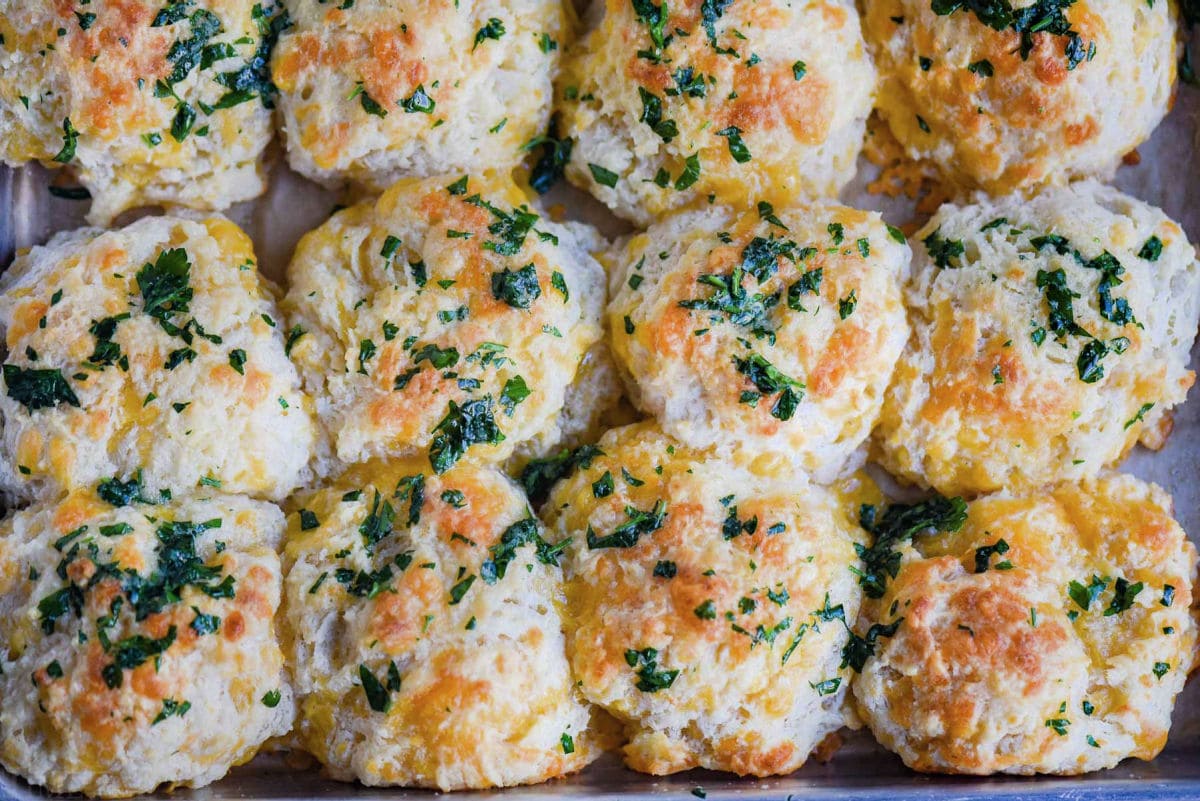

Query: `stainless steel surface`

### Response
(0, 55, 1198, 801)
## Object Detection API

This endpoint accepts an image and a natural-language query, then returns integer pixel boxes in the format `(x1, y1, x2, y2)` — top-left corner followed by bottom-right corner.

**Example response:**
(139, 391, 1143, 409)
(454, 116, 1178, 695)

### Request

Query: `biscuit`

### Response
(281, 457, 604, 789)
(851, 473, 1199, 775)
(272, 0, 565, 190)
(863, 0, 1178, 193)
(556, 0, 876, 225)
(874, 181, 1200, 496)
(0, 215, 316, 502)
(0, 0, 283, 223)
(0, 486, 293, 797)
(542, 422, 866, 776)
(282, 172, 605, 477)
(608, 202, 909, 483)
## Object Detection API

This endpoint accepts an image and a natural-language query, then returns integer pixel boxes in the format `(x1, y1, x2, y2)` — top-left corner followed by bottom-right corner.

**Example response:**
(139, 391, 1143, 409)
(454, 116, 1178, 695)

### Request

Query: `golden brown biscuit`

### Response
(863, 0, 1177, 193)
(850, 473, 1199, 775)
(0, 215, 316, 503)
(0, 0, 284, 223)
(542, 422, 866, 776)
(272, 0, 566, 190)
(608, 202, 910, 483)
(0, 485, 293, 797)
(556, 0, 876, 225)
(874, 181, 1200, 496)
(281, 457, 604, 789)
(283, 172, 605, 478)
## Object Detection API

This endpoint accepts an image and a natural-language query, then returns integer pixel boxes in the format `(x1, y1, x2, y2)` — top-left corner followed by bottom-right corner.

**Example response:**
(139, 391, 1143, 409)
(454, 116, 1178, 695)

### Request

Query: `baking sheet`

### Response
(1, 44, 1199, 801)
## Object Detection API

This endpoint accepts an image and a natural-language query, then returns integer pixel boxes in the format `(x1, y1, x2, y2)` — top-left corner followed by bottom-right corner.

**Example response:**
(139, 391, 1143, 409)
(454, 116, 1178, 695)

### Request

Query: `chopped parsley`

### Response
(653, 560, 677, 578)
(624, 647, 678, 692)
(715, 125, 751, 163)
(519, 444, 604, 504)
(480, 516, 565, 583)
(923, 228, 965, 268)
(1138, 236, 1163, 261)
(429, 397, 505, 474)
(637, 86, 679, 143)
(524, 121, 573, 194)
(353, 82, 387, 117)
(491, 264, 541, 309)
(3, 365, 80, 411)
(931, 0, 1094, 68)
(973, 538, 1012, 572)
(472, 17, 505, 50)
(152, 697, 191, 724)
(1068, 575, 1109, 611)
(588, 163, 619, 188)
(1104, 577, 1144, 616)
(853, 496, 968, 598)
(586, 500, 668, 549)
(841, 620, 902, 672)
(52, 117, 79, 163)
(968, 58, 994, 77)
(400, 84, 435, 113)
(733, 353, 804, 421)
(359, 663, 393, 712)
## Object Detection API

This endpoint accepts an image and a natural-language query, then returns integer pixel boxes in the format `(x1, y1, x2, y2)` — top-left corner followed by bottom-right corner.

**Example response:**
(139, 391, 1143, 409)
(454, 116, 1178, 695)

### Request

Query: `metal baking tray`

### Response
(1, 43, 1199, 801)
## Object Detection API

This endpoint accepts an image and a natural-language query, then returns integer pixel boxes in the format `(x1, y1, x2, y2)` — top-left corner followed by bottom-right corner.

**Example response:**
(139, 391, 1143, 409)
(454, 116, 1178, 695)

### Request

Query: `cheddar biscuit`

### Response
(272, 0, 565, 190)
(863, 0, 1178, 193)
(0, 486, 293, 797)
(557, 0, 876, 225)
(0, 0, 284, 224)
(608, 203, 909, 483)
(283, 172, 605, 477)
(282, 458, 603, 789)
(542, 422, 866, 776)
(851, 474, 1199, 775)
(875, 182, 1200, 496)
(0, 216, 316, 503)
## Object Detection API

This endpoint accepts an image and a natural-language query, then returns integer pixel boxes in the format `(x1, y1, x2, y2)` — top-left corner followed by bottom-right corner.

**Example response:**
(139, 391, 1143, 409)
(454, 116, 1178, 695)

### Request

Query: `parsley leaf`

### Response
(586, 500, 668, 549)
(624, 647, 678, 692)
(52, 117, 80, 163)
(3, 365, 80, 411)
(429, 398, 505, 473)
(853, 497, 968, 598)
(716, 125, 751, 163)
(491, 264, 541, 309)
(519, 444, 604, 504)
